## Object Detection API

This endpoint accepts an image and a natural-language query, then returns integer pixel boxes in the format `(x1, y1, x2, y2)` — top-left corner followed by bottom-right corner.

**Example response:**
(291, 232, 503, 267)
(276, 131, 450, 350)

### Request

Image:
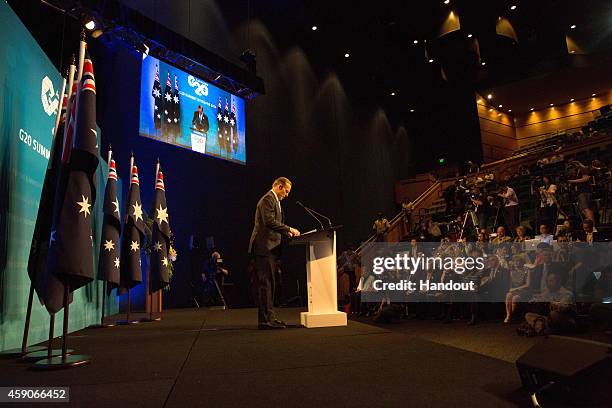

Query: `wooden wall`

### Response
(477, 100, 517, 163)
(514, 90, 612, 148)
(478, 90, 612, 162)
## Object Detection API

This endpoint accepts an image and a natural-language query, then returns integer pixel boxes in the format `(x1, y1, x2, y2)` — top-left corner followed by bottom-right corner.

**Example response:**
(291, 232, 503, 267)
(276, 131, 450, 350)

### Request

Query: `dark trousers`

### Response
(255, 253, 277, 324)
(503, 205, 519, 233)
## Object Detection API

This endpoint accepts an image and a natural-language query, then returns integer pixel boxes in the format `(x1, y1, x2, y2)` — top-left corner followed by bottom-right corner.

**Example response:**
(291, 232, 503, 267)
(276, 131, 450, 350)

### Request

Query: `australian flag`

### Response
(163, 71, 173, 136)
(28, 83, 70, 312)
(46, 52, 99, 311)
(230, 100, 238, 154)
(120, 164, 145, 289)
(152, 65, 162, 130)
(98, 157, 121, 290)
(150, 168, 171, 292)
(223, 98, 230, 155)
(216, 96, 224, 150)
(172, 75, 181, 136)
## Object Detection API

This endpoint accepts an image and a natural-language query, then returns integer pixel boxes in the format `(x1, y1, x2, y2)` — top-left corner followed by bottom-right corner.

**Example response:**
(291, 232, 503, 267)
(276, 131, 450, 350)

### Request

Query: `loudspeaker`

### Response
(516, 335, 612, 406)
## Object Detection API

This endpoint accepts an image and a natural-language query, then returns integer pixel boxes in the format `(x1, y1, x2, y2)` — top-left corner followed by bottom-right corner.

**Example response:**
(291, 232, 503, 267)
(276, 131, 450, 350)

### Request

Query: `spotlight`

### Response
(141, 43, 149, 60)
(592, 93, 596, 97)
(84, 19, 96, 31)
(498, 104, 503, 108)
(344, 53, 350, 58)
(311, 26, 317, 31)
(570, 24, 576, 29)
(413, 40, 419, 44)
(508, 109, 512, 112)
(487, 94, 493, 99)
(390, 92, 396, 96)
(467, 33, 473, 38)
(481, 61, 486, 66)
(428, 59, 434, 63)
(444, 0, 450, 4)
(510, 5, 517, 10)
(550, 103, 554, 106)
(410, 109, 415, 113)
(530, 107, 534, 111)
(570, 98, 574, 102)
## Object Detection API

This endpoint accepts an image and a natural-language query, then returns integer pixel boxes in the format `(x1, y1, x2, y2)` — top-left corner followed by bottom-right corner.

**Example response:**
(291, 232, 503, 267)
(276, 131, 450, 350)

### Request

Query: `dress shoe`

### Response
(273, 319, 287, 327)
(258, 322, 285, 330)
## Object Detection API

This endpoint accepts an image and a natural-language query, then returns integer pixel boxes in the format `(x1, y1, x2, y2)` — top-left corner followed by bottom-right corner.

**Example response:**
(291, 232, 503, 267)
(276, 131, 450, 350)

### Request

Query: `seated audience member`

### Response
(525, 272, 576, 334)
(575, 219, 599, 244)
(535, 224, 554, 245)
(491, 226, 512, 245)
(469, 254, 510, 325)
(513, 226, 529, 243)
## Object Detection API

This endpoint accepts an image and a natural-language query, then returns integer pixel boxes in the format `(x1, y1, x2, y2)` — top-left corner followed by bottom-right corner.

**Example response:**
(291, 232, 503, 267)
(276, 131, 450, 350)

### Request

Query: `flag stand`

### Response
(88, 281, 114, 328)
(33, 284, 90, 369)
(141, 262, 161, 322)
(116, 288, 139, 325)
(0, 284, 46, 358)
(20, 313, 73, 361)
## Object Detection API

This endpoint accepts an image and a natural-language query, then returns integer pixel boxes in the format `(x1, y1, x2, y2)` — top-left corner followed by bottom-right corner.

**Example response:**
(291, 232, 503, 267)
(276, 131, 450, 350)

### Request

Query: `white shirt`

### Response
(536, 234, 554, 245)
(502, 187, 519, 207)
(270, 190, 281, 213)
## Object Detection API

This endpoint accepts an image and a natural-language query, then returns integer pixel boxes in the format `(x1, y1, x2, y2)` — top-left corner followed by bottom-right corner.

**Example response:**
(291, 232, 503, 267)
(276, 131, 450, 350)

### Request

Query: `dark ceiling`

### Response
(253, 0, 612, 116)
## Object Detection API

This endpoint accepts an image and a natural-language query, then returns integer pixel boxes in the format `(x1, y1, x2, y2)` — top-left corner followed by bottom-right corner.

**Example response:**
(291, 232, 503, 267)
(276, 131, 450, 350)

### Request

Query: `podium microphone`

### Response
(296, 201, 324, 230)
(296, 201, 332, 229)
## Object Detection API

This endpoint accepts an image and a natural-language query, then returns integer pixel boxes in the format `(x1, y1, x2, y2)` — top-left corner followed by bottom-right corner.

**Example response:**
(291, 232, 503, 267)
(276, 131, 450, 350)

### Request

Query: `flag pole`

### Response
(117, 153, 137, 325)
(32, 34, 90, 370)
(2, 70, 69, 359)
(142, 160, 160, 323)
(88, 146, 115, 329)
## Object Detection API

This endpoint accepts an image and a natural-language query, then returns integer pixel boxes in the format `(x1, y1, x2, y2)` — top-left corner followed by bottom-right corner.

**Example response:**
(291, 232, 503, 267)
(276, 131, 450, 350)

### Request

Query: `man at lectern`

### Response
(249, 177, 301, 329)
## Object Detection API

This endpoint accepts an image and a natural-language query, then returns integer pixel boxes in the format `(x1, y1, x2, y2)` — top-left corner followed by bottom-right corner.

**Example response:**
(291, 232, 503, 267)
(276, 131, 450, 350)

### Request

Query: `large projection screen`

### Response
(139, 55, 246, 164)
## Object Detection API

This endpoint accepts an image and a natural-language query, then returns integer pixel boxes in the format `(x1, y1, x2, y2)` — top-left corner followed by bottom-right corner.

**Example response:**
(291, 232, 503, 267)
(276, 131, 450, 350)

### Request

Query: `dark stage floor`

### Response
(0, 308, 532, 407)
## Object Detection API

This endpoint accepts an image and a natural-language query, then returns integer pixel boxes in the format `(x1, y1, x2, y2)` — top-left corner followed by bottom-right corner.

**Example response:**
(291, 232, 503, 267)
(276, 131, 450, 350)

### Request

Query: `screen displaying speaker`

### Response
(139, 54, 246, 164)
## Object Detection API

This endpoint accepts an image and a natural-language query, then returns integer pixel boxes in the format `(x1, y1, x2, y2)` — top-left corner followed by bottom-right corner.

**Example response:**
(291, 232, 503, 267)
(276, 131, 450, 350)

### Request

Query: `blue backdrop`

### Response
(0, 2, 118, 351)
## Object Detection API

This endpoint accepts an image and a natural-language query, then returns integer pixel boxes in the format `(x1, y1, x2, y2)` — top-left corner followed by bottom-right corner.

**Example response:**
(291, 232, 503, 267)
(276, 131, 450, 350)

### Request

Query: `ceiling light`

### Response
(467, 33, 473, 38)
(84, 20, 96, 31)
(428, 59, 434, 63)
(510, 5, 517, 10)
(311, 26, 317, 31)
(508, 109, 512, 112)
(530, 108, 534, 111)
(487, 94, 493, 99)
(481, 61, 486, 66)
(570, 24, 576, 29)
(390, 92, 395, 96)
(413, 40, 419, 44)
(570, 98, 574, 102)
(592, 93, 596, 97)
(498, 104, 503, 108)
(444, 0, 450, 4)
(410, 109, 415, 112)
(550, 103, 554, 106)
(344, 53, 350, 58)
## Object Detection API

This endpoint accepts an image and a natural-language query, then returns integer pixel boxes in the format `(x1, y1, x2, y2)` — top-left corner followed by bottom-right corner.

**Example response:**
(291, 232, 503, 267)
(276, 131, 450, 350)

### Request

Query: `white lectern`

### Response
(290, 227, 347, 328)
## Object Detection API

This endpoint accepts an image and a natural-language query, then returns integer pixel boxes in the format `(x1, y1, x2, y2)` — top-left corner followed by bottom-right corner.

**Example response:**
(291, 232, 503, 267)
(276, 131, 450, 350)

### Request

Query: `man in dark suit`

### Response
(191, 105, 209, 133)
(249, 177, 300, 329)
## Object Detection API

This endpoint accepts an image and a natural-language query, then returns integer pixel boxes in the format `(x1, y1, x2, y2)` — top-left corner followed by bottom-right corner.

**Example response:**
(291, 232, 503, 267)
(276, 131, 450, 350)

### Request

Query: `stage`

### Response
(0, 308, 534, 407)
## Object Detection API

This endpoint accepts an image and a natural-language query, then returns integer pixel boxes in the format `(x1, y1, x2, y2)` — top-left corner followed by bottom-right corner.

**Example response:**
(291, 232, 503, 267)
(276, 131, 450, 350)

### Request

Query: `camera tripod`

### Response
(459, 205, 481, 240)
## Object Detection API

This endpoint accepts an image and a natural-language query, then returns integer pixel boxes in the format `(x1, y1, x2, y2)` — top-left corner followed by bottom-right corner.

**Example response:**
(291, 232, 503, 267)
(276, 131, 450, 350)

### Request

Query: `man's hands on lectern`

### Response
(289, 227, 301, 237)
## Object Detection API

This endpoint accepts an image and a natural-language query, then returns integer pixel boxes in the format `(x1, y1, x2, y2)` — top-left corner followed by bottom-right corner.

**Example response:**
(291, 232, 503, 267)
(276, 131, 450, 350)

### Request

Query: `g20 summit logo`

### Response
(41, 76, 59, 117)
(187, 75, 209, 97)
